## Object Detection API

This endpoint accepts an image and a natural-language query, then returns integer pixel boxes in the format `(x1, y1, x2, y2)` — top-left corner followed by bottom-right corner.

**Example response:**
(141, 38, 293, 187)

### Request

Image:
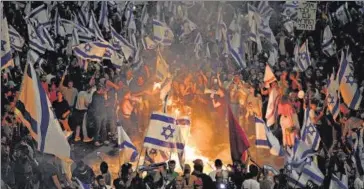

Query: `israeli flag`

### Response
(9, 25, 25, 52)
(27, 49, 45, 67)
(290, 138, 315, 169)
(110, 26, 135, 60)
(332, 2, 352, 26)
(77, 2, 90, 27)
(255, 117, 284, 156)
(329, 174, 348, 189)
(98, 1, 110, 31)
(15, 62, 71, 158)
(337, 50, 362, 110)
(227, 31, 246, 68)
(301, 108, 321, 151)
(37, 25, 55, 51)
(153, 19, 174, 46)
(322, 26, 336, 57)
(295, 40, 311, 72)
(1, 17, 14, 70)
(26, 4, 49, 25)
(117, 125, 138, 162)
(75, 178, 91, 189)
(125, 2, 136, 30)
(194, 32, 203, 59)
(286, 165, 308, 188)
(327, 73, 340, 120)
(89, 11, 104, 40)
(27, 20, 47, 54)
(143, 112, 190, 153)
(301, 159, 324, 186)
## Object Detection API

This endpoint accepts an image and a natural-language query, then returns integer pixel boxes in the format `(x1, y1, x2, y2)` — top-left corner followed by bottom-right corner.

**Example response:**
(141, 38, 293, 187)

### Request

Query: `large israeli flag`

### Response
(301, 108, 321, 151)
(255, 117, 284, 156)
(73, 41, 109, 62)
(14, 62, 71, 158)
(117, 125, 138, 162)
(327, 73, 340, 120)
(337, 50, 362, 110)
(9, 24, 25, 52)
(143, 112, 190, 153)
(1, 17, 14, 70)
(295, 40, 311, 72)
(27, 20, 47, 54)
(110, 26, 135, 59)
(26, 4, 49, 25)
(153, 19, 174, 46)
(329, 174, 348, 189)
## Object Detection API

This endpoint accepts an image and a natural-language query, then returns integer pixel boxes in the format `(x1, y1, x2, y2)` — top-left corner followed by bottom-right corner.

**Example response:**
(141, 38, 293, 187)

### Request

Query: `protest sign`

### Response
(296, 2, 317, 31)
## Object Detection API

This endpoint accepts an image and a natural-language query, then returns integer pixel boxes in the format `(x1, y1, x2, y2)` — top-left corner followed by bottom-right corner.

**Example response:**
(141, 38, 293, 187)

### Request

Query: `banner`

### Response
(296, 2, 317, 31)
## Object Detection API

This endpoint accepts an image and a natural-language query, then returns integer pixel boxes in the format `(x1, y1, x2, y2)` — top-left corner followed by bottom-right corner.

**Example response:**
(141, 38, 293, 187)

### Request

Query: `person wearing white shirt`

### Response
(242, 164, 260, 189)
(73, 85, 93, 142)
(209, 159, 229, 183)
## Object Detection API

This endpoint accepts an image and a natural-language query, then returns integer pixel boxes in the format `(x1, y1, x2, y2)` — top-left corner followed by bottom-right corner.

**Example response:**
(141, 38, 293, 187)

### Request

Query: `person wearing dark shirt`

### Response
(39, 159, 62, 189)
(191, 159, 214, 189)
(52, 91, 72, 137)
(72, 160, 95, 185)
(89, 84, 108, 147)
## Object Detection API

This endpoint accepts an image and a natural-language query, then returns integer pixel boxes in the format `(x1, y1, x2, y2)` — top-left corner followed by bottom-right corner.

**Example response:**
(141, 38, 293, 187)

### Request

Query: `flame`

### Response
(153, 82, 162, 91)
(170, 145, 215, 173)
(174, 109, 180, 117)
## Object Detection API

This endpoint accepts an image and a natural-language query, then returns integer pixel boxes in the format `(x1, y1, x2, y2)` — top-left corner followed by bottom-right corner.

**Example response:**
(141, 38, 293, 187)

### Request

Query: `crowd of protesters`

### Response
(2, 1, 364, 189)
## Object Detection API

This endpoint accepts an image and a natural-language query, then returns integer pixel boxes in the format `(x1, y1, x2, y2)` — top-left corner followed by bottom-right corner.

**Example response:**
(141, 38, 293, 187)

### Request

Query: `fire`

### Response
(170, 145, 216, 173)
(153, 82, 162, 91)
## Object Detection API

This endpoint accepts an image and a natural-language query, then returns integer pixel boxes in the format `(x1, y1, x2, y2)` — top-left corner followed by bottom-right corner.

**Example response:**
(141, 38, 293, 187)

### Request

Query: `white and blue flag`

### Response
(26, 4, 49, 25)
(117, 125, 138, 162)
(37, 25, 55, 51)
(124, 2, 136, 30)
(227, 31, 246, 68)
(27, 49, 45, 67)
(153, 19, 174, 46)
(337, 50, 362, 110)
(301, 159, 325, 186)
(9, 25, 25, 52)
(301, 108, 321, 151)
(75, 178, 91, 189)
(330, 174, 348, 189)
(110, 26, 135, 60)
(255, 117, 284, 156)
(89, 11, 104, 40)
(295, 40, 311, 72)
(322, 25, 336, 57)
(289, 138, 315, 169)
(1, 17, 14, 70)
(143, 112, 190, 153)
(15, 62, 71, 158)
(98, 1, 110, 31)
(27, 20, 47, 54)
(77, 1, 90, 27)
(327, 73, 340, 120)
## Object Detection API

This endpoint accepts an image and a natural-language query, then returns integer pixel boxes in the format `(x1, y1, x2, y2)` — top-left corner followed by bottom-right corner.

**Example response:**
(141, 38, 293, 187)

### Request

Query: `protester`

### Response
(2, 1, 364, 189)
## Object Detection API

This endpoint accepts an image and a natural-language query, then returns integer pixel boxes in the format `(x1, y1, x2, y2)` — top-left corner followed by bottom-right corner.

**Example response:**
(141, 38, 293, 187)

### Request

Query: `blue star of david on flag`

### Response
(345, 73, 355, 86)
(306, 124, 316, 135)
(285, 164, 292, 174)
(161, 125, 175, 140)
(327, 94, 335, 104)
(112, 39, 120, 48)
(30, 31, 37, 39)
(1, 40, 5, 51)
(84, 44, 92, 52)
(10, 37, 15, 43)
(104, 50, 112, 58)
